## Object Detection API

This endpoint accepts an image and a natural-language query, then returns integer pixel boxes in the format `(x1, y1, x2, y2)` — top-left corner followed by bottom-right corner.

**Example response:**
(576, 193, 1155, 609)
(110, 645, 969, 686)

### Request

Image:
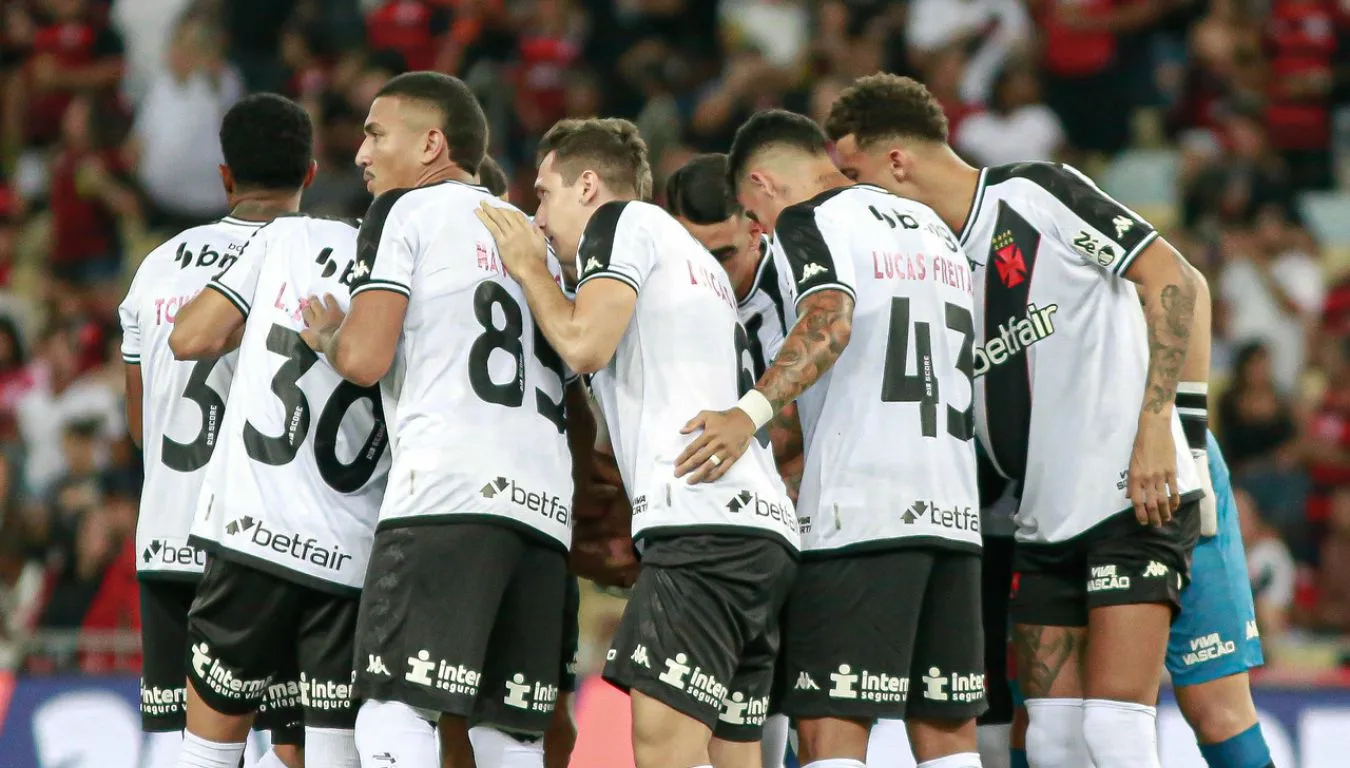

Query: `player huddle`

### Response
(122, 70, 1277, 768)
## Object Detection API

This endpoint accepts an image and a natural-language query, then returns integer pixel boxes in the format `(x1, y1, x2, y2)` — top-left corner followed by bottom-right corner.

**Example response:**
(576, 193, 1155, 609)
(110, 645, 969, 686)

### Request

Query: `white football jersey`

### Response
(350, 180, 574, 550)
(119, 216, 263, 578)
(771, 184, 980, 554)
(577, 201, 799, 550)
(737, 236, 791, 376)
(192, 215, 390, 593)
(958, 162, 1200, 543)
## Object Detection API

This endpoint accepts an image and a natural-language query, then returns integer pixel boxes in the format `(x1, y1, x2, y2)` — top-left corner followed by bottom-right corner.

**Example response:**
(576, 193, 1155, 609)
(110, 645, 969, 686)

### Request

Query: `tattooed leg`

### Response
(1012, 624, 1085, 700)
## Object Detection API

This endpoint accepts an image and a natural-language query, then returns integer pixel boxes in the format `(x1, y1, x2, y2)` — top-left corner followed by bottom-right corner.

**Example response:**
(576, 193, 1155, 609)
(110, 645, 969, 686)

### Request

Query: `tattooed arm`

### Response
(768, 403, 805, 503)
(1125, 239, 1200, 417)
(756, 290, 855, 411)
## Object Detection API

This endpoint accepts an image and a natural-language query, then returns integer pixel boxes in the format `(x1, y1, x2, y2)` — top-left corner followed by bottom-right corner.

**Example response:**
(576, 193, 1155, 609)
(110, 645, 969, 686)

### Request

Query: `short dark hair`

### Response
(666, 153, 736, 224)
(477, 155, 509, 197)
(537, 118, 652, 199)
(219, 93, 314, 191)
(825, 73, 949, 146)
(726, 109, 830, 191)
(376, 71, 487, 175)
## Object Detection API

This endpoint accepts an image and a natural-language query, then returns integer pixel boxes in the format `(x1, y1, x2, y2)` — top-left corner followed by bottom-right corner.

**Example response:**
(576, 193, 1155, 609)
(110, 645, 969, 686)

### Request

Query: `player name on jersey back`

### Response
(958, 162, 1200, 543)
(190, 215, 390, 594)
(347, 180, 575, 550)
(120, 216, 264, 578)
(576, 200, 799, 551)
(769, 185, 980, 555)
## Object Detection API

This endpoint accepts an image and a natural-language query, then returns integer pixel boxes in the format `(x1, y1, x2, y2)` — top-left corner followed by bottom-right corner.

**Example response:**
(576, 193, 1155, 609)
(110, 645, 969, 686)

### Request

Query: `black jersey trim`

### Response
(576, 200, 632, 281)
(350, 278, 411, 298)
(187, 534, 220, 554)
(739, 237, 773, 308)
(981, 200, 1042, 484)
(957, 167, 990, 247)
(375, 512, 569, 555)
(633, 523, 800, 559)
(205, 280, 250, 318)
(795, 281, 857, 306)
(775, 191, 852, 302)
(122, 354, 140, 365)
(1110, 229, 1159, 278)
(800, 534, 982, 561)
(210, 546, 362, 599)
(136, 570, 202, 584)
(354, 187, 416, 293)
(575, 269, 640, 296)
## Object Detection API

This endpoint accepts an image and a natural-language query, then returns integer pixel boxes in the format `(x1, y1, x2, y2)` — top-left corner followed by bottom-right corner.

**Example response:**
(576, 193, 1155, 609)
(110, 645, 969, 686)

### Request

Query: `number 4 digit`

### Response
(880, 297, 974, 441)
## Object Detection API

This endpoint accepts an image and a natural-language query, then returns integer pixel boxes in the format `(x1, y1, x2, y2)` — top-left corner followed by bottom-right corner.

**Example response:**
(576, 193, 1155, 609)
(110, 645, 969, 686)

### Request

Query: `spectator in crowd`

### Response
(905, 0, 1030, 105)
(1219, 342, 1300, 471)
(1219, 205, 1326, 394)
(955, 56, 1066, 166)
(128, 13, 241, 236)
(1240, 487, 1295, 660)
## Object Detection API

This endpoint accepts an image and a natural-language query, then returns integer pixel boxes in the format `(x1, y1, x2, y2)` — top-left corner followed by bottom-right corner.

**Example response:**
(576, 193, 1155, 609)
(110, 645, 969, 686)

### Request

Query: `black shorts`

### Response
(354, 522, 569, 734)
(561, 575, 580, 693)
(782, 549, 987, 722)
(186, 556, 360, 730)
(603, 534, 797, 742)
(1010, 501, 1201, 627)
(978, 537, 1015, 726)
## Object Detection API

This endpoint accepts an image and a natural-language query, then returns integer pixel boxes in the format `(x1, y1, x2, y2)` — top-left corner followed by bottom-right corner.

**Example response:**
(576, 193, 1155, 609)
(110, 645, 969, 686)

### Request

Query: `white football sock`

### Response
(1024, 698, 1091, 768)
(251, 750, 286, 768)
(355, 699, 438, 768)
(977, 723, 1011, 768)
(760, 713, 790, 768)
(868, 718, 912, 762)
(802, 760, 866, 768)
(176, 732, 246, 768)
(918, 752, 983, 767)
(1082, 699, 1158, 768)
(469, 725, 544, 768)
(305, 726, 360, 768)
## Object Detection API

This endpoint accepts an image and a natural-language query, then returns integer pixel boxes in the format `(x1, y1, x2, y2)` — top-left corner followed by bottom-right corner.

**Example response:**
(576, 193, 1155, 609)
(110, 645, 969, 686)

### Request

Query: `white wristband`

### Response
(735, 389, 775, 431)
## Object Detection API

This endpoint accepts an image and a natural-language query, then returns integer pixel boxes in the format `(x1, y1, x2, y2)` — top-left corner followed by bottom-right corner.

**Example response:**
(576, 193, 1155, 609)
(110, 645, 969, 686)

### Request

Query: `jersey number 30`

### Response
(882, 297, 975, 441)
(243, 324, 388, 492)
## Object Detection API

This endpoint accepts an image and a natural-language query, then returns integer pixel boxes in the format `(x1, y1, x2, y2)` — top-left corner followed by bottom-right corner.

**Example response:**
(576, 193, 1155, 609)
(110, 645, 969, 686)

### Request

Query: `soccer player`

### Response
(676, 109, 985, 768)
(664, 152, 802, 768)
(300, 72, 588, 768)
(120, 93, 317, 768)
(475, 117, 800, 768)
(822, 74, 1206, 768)
(166, 130, 391, 768)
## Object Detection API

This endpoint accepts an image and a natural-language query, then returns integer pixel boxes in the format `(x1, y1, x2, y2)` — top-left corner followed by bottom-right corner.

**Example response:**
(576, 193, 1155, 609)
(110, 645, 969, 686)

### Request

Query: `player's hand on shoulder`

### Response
(476, 201, 549, 281)
(675, 408, 755, 484)
(299, 293, 345, 353)
(1128, 415, 1181, 527)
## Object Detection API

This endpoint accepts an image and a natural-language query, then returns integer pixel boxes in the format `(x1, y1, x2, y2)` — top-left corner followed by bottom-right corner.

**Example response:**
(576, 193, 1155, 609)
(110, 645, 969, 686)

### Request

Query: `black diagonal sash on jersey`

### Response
(982, 200, 1040, 482)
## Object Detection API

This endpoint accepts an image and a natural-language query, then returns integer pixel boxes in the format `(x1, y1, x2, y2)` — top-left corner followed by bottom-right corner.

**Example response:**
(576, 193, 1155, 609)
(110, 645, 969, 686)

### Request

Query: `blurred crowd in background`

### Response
(0, 0, 1349, 683)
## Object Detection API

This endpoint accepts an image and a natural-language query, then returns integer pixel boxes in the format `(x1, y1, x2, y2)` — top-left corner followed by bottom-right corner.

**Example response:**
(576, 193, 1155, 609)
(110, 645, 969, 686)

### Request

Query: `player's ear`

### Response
(302, 159, 318, 189)
(424, 128, 448, 166)
(747, 170, 772, 198)
(888, 148, 911, 185)
(218, 164, 234, 197)
(577, 169, 600, 205)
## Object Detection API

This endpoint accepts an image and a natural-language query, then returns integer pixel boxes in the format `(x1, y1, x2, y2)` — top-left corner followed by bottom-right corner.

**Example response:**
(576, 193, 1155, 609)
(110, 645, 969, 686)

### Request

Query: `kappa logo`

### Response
(630, 644, 652, 668)
(1246, 620, 1260, 640)
(1143, 561, 1169, 578)
(480, 476, 570, 525)
(350, 259, 371, 280)
(798, 263, 827, 283)
(366, 655, 391, 676)
(794, 672, 820, 691)
(584, 256, 603, 274)
(1112, 215, 1134, 238)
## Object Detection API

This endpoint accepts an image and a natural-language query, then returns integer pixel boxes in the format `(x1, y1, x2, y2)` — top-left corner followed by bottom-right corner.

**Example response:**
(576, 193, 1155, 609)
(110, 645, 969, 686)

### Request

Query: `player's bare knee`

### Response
(795, 717, 870, 764)
(906, 716, 978, 762)
(629, 691, 713, 768)
(1011, 624, 1086, 699)
(183, 680, 254, 743)
(1174, 675, 1259, 744)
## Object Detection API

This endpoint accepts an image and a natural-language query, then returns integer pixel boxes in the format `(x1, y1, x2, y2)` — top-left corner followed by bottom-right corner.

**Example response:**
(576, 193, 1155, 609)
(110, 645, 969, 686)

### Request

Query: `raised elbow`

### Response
(333, 342, 390, 388)
(565, 349, 607, 376)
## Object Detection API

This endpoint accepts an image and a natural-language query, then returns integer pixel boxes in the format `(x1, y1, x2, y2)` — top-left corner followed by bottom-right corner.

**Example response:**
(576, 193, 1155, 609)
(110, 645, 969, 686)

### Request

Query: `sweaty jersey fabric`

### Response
(120, 216, 262, 578)
(770, 184, 980, 555)
(958, 162, 1200, 544)
(190, 215, 390, 595)
(350, 180, 574, 550)
(577, 200, 799, 550)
